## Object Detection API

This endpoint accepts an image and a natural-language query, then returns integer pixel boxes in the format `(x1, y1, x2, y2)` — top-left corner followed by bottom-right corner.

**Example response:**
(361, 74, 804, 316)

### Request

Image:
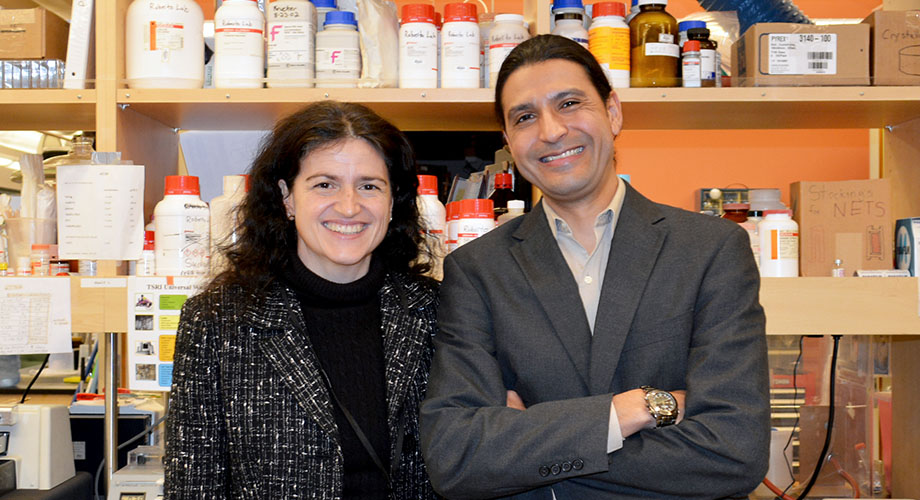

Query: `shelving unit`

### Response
(2, 0, 919, 496)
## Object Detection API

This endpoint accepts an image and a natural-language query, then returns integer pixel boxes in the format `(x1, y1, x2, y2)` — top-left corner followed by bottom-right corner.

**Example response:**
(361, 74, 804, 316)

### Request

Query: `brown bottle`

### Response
(687, 27, 717, 87)
(629, 0, 679, 87)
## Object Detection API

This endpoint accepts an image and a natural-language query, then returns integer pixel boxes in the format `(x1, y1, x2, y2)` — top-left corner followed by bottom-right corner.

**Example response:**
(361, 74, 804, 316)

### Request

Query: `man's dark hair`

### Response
(494, 34, 612, 129)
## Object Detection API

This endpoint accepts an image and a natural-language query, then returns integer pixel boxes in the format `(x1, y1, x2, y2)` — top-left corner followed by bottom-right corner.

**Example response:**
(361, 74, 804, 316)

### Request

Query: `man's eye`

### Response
(360, 184, 381, 191)
(514, 113, 534, 124)
(561, 100, 579, 109)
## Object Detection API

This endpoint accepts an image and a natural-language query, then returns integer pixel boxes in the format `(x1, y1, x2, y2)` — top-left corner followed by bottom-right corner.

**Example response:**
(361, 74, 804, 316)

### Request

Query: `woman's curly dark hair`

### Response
(213, 101, 429, 291)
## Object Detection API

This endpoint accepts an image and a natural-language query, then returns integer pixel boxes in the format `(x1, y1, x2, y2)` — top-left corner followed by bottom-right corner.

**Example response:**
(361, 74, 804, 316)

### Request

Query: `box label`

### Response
(768, 33, 837, 75)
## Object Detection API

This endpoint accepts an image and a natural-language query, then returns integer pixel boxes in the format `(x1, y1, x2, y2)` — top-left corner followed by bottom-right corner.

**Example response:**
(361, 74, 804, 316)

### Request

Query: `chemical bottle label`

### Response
(144, 22, 186, 51)
(769, 229, 799, 260)
(268, 2, 310, 21)
(700, 48, 716, 80)
(400, 27, 438, 76)
(588, 26, 629, 71)
(767, 33, 837, 75)
(682, 59, 701, 87)
(644, 42, 679, 58)
(268, 21, 314, 67)
(316, 47, 360, 76)
(442, 25, 480, 77)
(216, 18, 265, 58)
(658, 33, 674, 43)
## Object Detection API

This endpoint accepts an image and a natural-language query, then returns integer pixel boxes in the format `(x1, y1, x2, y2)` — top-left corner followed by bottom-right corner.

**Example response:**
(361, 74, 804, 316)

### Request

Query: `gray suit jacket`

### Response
(420, 183, 770, 499)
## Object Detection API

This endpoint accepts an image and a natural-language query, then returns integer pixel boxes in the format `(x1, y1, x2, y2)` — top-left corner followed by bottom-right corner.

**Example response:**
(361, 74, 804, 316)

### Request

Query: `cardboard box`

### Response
(883, 0, 920, 10)
(732, 23, 870, 86)
(790, 179, 892, 277)
(0, 8, 68, 60)
(895, 218, 920, 276)
(863, 11, 920, 86)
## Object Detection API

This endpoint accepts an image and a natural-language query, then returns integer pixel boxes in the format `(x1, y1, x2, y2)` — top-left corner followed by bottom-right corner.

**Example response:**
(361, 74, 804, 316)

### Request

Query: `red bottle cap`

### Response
(403, 4, 436, 24)
(494, 172, 512, 189)
(418, 174, 439, 195)
(242, 174, 251, 192)
(461, 198, 494, 219)
(722, 203, 749, 211)
(434, 11, 442, 28)
(31, 244, 51, 251)
(592, 1, 626, 18)
(143, 230, 155, 251)
(444, 3, 477, 23)
(164, 175, 201, 196)
(683, 40, 701, 52)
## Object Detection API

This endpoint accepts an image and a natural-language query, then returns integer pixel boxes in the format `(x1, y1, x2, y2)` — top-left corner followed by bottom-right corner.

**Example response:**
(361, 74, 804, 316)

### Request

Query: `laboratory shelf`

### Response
(0, 89, 97, 131)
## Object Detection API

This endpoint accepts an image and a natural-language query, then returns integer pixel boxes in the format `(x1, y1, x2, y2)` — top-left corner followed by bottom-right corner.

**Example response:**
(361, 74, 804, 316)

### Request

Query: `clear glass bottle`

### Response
(629, 0, 678, 88)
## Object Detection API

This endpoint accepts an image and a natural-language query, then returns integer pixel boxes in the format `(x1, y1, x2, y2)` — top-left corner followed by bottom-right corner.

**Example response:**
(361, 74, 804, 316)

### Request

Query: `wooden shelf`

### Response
(760, 277, 920, 336)
(115, 86, 920, 132)
(0, 89, 96, 131)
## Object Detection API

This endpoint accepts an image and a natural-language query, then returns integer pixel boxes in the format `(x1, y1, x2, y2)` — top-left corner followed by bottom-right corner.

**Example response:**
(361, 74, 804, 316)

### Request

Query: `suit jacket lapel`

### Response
(250, 285, 339, 441)
(510, 202, 592, 390)
(589, 184, 666, 394)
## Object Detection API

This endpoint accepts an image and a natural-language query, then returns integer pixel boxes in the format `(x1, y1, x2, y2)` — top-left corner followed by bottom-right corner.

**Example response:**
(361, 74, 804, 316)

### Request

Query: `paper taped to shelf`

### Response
(0, 278, 72, 354)
(56, 164, 145, 260)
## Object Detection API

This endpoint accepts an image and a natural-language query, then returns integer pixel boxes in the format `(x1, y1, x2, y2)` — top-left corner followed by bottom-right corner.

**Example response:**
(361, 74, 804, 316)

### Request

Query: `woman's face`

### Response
(280, 138, 393, 283)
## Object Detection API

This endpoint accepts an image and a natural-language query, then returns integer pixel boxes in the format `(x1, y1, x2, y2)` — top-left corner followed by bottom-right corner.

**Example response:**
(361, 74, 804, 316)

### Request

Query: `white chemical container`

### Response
(214, 0, 265, 88)
(126, 0, 205, 88)
(489, 13, 529, 88)
(759, 209, 799, 277)
(315, 10, 360, 87)
(441, 2, 480, 88)
(154, 176, 210, 277)
(398, 4, 438, 88)
(267, 0, 316, 87)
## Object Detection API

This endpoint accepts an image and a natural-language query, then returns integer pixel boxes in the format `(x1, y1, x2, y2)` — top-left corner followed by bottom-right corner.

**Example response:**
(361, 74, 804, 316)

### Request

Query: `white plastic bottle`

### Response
(154, 175, 210, 277)
(759, 210, 799, 278)
(497, 199, 525, 226)
(398, 4, 438, 88)
(214, 0, 265, 88)
(417, 175, 446, 279)
(446, 201, 460, 253)
(740, 209, 762, 270)
(441, 3, 480, 88)
(456, 199, 495, 247)
(266, 0, 316, 87)
(489, 14, 529, 88)
(316, 10, 360, 87)
(681, 40, 701, 88)
(137, 230, 157, 276)
(588, 1, 630, 88)
(210, 174, 249, 273)
(551, 0, 588, 48)
(312, 0, 336, 32)
(125, 0, 205, 88)
(478, 14, 494, 89)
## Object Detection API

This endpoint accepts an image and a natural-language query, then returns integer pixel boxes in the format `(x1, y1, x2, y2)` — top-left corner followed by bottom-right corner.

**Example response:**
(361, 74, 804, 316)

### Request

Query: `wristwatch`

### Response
(641, 386, 678, 428)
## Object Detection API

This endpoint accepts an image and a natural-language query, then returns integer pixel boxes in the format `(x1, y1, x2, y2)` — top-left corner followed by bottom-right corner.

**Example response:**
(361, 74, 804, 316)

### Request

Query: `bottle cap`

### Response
(687, 27, 711, 38)
(434, 11, 442, 28)
(310, 0, 337, 8)
(444, 3, 477, 22)
(494, 13, 525, 23)
(494, 173, 513, 189)
(592, 2, 626, 18)
(461, 199, 494, 219)
(722, 203, 749, 211)
(683, 40, 700, 52)
(324, 10, 357, 26)
(553, 0, 585, 9)
(447, 201, 461, 220)
(508, 200, 525, 210)
(678, 20, 705, 31)
(637, 0, 666, 6)
(144, 230, 156, 251)
(763, 209, 793, 217)
(417, 174, 439, 195)
(31, 244, 51, 251)
(164, 175, 201, 196)
(402, 4, 435, 24)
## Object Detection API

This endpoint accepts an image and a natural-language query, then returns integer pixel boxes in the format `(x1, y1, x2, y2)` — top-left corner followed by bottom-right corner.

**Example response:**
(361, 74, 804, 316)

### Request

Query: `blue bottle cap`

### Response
(324, 10, 357, 26)
(553, 0, 585, 10)
(310, 0, 337, 9)
(678, 20, 706, 31)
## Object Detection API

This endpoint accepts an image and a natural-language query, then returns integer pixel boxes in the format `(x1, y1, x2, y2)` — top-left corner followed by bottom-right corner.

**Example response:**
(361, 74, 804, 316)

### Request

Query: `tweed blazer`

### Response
(164, 271, 439, 499)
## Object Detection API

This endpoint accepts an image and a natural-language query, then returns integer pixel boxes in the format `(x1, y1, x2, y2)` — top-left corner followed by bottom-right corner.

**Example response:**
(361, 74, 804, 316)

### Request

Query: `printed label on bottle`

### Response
(145, 21, 185, 51)
(644, 42, 679, 58)
(267, 21, 314, 67)
(400, 26, 438, 80)
(767, 33, 837, 75)
(588, 26, 630, 71)
(216, 18, 265, 58)
(268, 2, 309, 20)
(700, 48, 716, 80)
(682, 59, 701, 87)
(658, 33, 674, 43)
(443, 24, 480, 76)
(769, 229, 799, 260)
(316, 47, 360, 77)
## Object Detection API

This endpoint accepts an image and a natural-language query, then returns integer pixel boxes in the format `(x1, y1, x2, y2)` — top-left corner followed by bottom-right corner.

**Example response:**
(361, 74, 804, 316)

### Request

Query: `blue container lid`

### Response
(310, 0, 337, 9)
(678, 20, 706, 31)
(632, 0, 638, 4)
(553, 0, 585, 10)
(324, 10, 357, 26)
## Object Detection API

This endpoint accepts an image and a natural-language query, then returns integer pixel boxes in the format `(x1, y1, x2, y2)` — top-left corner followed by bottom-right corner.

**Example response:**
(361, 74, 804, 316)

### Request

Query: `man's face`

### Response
(500, 59, 622, 208)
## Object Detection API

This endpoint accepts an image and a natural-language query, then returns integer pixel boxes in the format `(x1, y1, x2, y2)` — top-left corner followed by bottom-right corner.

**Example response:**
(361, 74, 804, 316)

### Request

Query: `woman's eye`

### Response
(314, 182, 332, 189)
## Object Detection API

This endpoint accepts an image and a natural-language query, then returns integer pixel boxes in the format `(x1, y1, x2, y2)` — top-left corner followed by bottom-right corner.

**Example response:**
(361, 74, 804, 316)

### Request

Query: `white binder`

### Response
(63, 0, 95, 90)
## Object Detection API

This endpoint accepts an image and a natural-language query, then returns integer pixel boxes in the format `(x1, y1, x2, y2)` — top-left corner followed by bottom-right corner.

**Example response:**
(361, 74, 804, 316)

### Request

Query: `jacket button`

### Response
(572, 459, 584, 470)
(539, 466, 550, 477)
(562, 461, 572, 472)
(551, 464, 561, 475)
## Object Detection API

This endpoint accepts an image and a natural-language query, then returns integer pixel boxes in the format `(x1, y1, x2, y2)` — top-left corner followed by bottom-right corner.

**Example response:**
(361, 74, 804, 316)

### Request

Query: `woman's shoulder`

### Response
(385, 272, 439, 309)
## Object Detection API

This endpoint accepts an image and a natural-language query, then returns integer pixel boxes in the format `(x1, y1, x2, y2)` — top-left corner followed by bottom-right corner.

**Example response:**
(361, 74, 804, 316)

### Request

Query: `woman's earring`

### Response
(287, 213, 295, 221)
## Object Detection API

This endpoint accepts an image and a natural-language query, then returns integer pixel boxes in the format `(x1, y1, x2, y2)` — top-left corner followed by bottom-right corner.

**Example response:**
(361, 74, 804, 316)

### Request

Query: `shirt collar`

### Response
(542, 176, 627, 238)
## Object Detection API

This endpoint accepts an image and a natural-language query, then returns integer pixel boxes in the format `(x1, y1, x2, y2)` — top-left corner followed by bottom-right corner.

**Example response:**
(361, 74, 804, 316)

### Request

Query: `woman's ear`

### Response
(279, 179, 293, 218)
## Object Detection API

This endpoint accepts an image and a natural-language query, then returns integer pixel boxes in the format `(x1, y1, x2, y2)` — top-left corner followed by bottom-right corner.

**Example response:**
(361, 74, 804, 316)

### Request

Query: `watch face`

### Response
(649, 391, 677, 414)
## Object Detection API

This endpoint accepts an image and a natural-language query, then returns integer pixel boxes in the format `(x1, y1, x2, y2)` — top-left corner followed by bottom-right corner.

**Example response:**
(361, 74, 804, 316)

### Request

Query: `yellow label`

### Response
(159, 334, 176, 362)
(159, 314, 180, 331)
(589, 26, 630, 71)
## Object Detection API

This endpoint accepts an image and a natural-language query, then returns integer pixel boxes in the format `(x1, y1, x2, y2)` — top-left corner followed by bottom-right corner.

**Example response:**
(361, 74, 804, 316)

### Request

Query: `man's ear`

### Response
(607, 91, 624, 138)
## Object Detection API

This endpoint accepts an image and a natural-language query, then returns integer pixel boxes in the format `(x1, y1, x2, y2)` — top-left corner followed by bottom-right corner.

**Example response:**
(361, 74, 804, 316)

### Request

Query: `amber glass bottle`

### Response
(629, 0, 679, 87)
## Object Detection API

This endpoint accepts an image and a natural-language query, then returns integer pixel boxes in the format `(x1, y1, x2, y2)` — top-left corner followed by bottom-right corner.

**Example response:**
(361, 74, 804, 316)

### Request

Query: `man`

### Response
(419, 35, 770, 499)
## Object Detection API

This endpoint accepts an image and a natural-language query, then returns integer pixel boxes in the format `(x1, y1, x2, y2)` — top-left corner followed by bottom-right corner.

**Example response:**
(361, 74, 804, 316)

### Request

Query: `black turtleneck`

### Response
(282, 255, 389, 499)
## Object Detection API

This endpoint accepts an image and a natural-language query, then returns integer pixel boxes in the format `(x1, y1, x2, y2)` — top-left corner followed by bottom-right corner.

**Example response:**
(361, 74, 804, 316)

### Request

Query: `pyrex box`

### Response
(732, 23, 870, 86)
(895, 218, 920, 276)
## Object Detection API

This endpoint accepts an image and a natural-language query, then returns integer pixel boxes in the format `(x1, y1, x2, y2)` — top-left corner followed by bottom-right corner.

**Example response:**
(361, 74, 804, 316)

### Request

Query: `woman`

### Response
(165, 101, 438, 499)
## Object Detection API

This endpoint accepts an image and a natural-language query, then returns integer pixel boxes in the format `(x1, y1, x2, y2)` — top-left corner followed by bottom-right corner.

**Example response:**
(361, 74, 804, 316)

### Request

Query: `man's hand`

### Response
(506, 390, 526, 411)
(613, 389, 686, 438)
